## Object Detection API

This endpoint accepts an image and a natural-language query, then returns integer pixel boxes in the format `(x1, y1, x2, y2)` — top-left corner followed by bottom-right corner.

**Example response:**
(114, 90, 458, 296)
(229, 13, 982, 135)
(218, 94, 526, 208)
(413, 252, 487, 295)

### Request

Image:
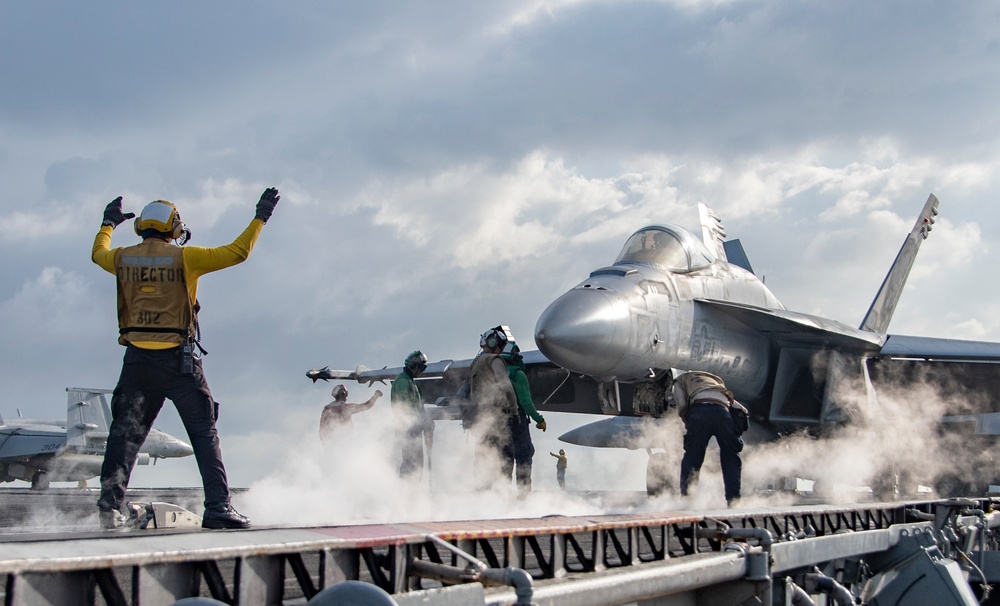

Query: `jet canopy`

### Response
(615, 225, 715, 273)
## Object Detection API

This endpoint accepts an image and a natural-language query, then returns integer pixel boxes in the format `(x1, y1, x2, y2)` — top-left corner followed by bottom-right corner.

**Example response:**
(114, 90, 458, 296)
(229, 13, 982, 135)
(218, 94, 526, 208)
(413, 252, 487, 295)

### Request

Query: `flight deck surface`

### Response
(4, 486, 989, 606)
(1, 487, 997, 605)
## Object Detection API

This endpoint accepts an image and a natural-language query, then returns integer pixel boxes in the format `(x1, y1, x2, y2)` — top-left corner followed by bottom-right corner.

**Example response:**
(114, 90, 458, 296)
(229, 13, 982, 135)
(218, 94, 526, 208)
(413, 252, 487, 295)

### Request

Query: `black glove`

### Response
(255, 187, 280, 223)
(102, 196, 135, 228)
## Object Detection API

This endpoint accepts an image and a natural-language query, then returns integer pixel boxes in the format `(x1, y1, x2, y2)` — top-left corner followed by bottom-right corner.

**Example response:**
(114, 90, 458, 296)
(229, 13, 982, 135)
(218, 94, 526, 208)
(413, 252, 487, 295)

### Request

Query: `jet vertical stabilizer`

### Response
(859, 194, 939, 334)
(699, 203, 756, 273)
(65, 388, 112, 454)
(723, 240, 755, 274)
(698, 203, 728, 261)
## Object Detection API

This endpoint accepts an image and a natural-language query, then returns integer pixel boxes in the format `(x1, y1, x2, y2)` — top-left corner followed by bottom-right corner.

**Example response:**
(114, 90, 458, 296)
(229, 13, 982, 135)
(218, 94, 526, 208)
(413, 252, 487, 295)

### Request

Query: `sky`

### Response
(2, 1, 1000, 521)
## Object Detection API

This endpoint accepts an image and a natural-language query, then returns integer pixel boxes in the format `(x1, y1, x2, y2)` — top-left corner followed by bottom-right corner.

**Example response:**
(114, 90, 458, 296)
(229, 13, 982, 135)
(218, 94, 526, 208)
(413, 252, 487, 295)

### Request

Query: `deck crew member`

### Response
(320, 384, 382, 442)
(469, 326, 519, 490)
(674, 370, 745, 506)
(550, 449, 568, 489)
(392, 351, 430, 480)
(91, 189, 279, 530)
(501, 342, 546, 494)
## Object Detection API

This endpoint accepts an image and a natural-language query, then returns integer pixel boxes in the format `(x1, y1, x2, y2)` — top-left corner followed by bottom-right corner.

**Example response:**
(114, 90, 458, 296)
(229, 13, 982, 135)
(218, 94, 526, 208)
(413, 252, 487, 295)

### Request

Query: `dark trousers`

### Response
(505, 413, 535, 491)
(98, 345, 230, 512)
(680, 404, 743, 502)
(399, 430, 425, 479)
(475, 421, 513, 491)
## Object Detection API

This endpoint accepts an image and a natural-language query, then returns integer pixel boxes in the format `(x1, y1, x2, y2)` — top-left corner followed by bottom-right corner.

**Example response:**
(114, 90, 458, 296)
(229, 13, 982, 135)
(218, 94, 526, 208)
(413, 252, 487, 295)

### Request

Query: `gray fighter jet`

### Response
(309, 195, 1000, 492)
(0, 388, 194, 490)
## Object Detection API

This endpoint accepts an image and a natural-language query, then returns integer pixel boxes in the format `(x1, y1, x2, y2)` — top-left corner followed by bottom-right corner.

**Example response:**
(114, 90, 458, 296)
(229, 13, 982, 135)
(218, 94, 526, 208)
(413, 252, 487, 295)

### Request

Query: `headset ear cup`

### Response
(172, 220, 183, 240)
(134, 216, 142, 236)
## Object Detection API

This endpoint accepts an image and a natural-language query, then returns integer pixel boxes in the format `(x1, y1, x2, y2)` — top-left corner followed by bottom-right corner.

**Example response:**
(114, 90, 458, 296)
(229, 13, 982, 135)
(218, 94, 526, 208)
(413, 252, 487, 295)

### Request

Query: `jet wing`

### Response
(879, 334, 1000, 362)
(695, 299, 884, 352)
(0, 426, 65, 459)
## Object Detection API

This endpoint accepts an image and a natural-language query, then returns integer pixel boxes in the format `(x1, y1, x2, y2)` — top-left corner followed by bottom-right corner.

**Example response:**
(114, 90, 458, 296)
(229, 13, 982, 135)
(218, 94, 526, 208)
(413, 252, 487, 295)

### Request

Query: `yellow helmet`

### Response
(134, 200, 184, 239)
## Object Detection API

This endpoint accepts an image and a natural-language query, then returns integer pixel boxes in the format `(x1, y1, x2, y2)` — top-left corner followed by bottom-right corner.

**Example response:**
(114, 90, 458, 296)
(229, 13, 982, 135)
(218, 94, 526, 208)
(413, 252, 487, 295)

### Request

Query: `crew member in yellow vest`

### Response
(91, 188, 279, 530)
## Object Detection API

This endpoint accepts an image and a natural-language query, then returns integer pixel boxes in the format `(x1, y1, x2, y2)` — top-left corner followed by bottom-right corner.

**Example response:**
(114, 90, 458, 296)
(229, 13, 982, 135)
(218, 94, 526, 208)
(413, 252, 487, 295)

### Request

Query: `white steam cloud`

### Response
(237, 361, 996, 526)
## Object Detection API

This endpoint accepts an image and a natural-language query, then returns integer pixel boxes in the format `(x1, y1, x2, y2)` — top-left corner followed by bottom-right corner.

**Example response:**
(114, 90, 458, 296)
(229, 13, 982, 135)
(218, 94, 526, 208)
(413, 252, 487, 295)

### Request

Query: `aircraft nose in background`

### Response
(142, 430, 194, 459)
(535, 288, 631, 378)
(171, 439, 194, 458)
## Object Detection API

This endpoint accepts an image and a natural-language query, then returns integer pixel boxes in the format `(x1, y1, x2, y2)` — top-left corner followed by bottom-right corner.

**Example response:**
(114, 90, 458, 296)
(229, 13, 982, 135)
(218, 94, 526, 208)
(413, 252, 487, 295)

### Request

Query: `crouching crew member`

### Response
(674, 370, 744, 507)
(91, 188, 279, 530)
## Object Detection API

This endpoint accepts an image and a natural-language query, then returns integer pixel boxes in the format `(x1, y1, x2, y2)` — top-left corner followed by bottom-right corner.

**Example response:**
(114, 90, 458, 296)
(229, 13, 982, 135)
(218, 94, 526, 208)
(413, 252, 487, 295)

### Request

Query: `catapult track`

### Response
(4, 497, 998, 605)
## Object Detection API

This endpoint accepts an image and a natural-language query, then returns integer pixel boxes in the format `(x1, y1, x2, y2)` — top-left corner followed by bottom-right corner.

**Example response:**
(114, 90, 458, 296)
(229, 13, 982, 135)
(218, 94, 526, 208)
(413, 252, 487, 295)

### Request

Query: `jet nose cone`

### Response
(162, 437, 193, 458)
(176, 440, 194, 458)
(535, 288, 630, 377)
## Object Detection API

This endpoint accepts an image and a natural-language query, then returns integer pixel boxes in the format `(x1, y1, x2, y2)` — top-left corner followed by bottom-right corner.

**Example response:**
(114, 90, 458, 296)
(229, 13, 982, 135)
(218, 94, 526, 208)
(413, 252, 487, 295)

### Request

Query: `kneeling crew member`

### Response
(91, 188, 279, 529)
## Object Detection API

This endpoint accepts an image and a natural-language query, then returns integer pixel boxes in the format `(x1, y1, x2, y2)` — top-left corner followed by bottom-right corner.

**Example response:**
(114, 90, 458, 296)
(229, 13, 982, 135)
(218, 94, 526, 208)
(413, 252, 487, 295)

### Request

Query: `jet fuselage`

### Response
(534, 223, 782, 402)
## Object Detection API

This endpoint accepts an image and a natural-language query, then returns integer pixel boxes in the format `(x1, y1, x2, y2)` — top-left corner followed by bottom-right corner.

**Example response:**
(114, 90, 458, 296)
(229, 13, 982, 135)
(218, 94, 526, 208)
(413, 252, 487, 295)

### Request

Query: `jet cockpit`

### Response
(615, 225, 715, 273)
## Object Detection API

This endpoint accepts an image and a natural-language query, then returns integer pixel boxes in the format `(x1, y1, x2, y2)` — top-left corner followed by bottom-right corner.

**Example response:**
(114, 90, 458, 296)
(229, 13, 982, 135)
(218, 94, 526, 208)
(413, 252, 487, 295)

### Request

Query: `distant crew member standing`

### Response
(550, 449, 568, 489)
(91, 188, 280, 530)
(673, 370, 745, 506)
(501, 342, 547, 494)
(391, 351, 430, 480)
(320, 384, 382, 443)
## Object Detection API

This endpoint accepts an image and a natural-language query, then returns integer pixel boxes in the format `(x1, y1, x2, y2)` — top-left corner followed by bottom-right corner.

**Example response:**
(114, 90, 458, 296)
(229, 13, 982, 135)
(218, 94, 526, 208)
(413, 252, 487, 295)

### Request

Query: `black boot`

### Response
(202, 504, 251, 529)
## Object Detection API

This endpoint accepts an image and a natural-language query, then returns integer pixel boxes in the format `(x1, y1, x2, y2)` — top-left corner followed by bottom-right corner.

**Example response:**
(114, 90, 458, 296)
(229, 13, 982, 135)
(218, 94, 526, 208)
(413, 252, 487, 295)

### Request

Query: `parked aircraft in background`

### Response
(309, 195, 1000, 494)
(0, 388, 194, 490)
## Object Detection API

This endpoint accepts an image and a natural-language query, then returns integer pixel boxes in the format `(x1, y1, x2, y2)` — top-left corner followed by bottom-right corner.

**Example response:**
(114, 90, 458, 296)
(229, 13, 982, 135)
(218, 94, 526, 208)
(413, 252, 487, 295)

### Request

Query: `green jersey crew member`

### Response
(391, 351, 429, 479)
(501, 342, 546, 494)
(91, 188, 279, 530)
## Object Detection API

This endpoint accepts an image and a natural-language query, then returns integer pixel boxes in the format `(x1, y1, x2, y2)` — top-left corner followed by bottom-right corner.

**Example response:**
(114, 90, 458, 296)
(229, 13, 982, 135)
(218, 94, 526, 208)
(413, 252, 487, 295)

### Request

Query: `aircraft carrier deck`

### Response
(2, 487, 1000, 605)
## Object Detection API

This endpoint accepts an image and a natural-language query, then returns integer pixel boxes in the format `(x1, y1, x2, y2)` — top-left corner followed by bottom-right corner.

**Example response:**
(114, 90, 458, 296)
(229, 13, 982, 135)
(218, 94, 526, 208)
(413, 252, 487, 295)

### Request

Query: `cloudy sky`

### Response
(2, 1, 999, 508)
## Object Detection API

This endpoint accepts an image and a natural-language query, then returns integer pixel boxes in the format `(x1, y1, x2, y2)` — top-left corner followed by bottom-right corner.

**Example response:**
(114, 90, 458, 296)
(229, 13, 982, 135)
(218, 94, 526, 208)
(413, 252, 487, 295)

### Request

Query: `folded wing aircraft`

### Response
(308, 195, 1000, 493)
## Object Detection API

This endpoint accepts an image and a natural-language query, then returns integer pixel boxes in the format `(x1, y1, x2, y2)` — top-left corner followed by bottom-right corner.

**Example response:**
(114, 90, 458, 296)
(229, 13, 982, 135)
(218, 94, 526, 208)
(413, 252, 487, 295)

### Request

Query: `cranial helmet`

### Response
(332, 384, 348, 400)
(480, 325, 511, 351)
(135, 200, 185, 239)
(405, 351, 428, 374)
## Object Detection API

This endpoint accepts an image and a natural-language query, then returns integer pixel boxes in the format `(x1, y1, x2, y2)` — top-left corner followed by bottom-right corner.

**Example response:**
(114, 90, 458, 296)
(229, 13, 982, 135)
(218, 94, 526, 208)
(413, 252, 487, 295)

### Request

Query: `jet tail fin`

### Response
(698, 203, 728, 261)
(699, 203, 757, 274)
(723, 240, 755, 274)
(859, 194, 939, 334)
(65, 387, 112, 453)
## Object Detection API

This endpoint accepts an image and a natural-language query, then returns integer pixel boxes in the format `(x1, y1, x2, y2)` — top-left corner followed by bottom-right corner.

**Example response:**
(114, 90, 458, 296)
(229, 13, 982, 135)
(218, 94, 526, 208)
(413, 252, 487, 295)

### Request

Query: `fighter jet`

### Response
(0, 388, 194, 490)
(308, 195, 1000, 492)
